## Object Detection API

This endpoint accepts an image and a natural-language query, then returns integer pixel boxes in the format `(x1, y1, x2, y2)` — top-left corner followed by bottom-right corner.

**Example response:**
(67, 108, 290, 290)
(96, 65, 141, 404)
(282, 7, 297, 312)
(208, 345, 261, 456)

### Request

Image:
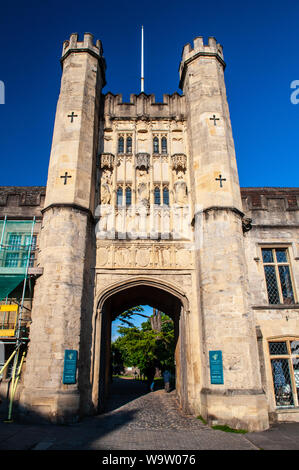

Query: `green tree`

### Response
(112, 312, 175, 375)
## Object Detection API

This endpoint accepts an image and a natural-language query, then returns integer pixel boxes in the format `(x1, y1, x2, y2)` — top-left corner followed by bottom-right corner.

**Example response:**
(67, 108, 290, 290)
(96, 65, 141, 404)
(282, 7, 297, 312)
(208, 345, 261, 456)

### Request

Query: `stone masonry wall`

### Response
(242, 188, 299, 419)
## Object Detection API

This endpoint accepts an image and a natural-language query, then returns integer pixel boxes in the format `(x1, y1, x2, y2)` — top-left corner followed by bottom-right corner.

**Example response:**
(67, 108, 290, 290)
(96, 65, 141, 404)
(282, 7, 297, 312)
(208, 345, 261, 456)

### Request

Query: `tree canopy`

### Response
(112, 310, 175, 375)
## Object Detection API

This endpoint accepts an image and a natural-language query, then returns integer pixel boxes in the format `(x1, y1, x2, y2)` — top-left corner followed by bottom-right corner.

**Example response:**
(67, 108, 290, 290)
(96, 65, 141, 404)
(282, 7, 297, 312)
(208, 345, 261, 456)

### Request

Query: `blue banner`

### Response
(209, 350, 224, 385)
(63, 349, 78, 384)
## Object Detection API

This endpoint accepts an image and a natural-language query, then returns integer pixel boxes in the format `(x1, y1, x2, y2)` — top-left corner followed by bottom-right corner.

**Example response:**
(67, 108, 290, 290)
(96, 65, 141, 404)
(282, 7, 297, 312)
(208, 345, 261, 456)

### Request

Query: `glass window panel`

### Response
(117, 188, 123, 206)
(125, 187, 131, 207)
(275, 248, 287, 263)
(118, 137, 124, 154)
(154, 187, 161, 205)
(269, 341, 288, 355)
(29, 253, 35, 267)
(24, 235, 36, 250)
(5, 253, 19, 267)
(163, 188, 169, 206)
(161, 137, 167, 154)
(278, 265, 294, 304)
(21, 253, 27, 268)
(262, 249, 274, 263)
(126, 137, 132, 154)
(264, 265, 280, 304)
(292, 358, 299, 402)
(290, 340, 299, 355)
(8, 234, 21, 251)
(153, 137, 159, 154)
(271, 359, 294, 407)
(21, 253, 35, 268)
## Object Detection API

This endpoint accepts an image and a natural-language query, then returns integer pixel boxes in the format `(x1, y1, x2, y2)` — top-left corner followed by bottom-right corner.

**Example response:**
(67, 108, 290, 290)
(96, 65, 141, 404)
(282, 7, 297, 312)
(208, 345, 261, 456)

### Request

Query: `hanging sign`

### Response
(63, 349, 78, 384)
(209, 350, 224, 384)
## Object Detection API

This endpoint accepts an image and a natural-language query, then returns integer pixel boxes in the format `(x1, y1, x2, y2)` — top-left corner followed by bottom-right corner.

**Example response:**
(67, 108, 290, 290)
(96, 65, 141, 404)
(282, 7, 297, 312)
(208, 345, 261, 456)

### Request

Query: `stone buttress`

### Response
(19, 33, 106, 422)
(179, 37, 269, 431)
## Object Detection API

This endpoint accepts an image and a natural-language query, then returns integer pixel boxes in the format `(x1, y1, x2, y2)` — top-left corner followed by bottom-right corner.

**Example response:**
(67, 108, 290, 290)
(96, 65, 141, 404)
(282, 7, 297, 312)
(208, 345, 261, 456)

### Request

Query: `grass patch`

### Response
(197, 415, 208, 425)
(211, 424, 247, 434)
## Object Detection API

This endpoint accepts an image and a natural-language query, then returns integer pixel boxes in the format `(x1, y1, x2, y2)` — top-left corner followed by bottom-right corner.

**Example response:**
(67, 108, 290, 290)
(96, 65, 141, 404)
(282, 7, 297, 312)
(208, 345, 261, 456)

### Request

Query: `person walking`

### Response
(145, 364, 156, 392)
(163, 369, 171, 393)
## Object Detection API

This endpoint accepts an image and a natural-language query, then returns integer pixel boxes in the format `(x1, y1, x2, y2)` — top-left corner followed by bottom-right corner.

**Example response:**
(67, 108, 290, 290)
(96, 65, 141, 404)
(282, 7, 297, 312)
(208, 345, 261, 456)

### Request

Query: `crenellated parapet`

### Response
(62, 32, 104, 59)
(179, 36, 225, 89)
(61, 32, 106, 85)
(104, 92, 186, 122)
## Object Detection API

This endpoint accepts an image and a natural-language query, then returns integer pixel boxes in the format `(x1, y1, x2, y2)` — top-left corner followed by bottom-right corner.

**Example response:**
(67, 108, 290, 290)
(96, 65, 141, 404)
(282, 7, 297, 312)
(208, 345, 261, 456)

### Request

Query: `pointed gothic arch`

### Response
(91, 276, 190, 413)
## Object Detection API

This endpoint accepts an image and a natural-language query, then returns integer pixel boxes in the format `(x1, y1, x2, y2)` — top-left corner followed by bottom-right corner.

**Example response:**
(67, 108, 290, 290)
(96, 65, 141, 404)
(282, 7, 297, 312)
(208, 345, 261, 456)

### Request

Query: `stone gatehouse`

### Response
(0, 33, 298, 431)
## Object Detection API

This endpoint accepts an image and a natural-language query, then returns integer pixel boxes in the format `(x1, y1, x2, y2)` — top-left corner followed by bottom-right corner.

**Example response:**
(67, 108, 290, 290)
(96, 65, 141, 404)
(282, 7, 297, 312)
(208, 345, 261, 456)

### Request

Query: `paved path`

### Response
(0, 377, 299, 451)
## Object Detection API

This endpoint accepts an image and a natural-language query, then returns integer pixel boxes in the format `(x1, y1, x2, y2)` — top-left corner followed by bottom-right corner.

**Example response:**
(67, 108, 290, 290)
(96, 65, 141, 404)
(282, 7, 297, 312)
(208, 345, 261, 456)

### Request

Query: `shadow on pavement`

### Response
(104, 376, 162, 412)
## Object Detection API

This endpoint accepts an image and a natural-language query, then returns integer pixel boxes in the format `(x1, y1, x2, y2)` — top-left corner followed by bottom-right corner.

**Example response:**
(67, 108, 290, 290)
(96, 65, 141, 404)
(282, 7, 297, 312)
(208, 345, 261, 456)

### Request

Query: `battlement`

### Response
(179, 36, 225, 89)
(181, 36, 224, 62)
(61, 32, 104, 60)
(104, 92, 186, 121)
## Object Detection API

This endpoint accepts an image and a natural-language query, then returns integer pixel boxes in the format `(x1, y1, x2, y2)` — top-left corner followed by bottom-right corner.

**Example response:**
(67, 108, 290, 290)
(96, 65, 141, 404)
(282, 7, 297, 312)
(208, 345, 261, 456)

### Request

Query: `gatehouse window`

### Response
(262, 248, 295, 305)
(153, 137, 159, 154)
(125, 187, 132, 207)
(118, 136, 124, 154)
(163, 187, 169, 206)
(126, 136, 132, 154)
(269, 338, 299, 408)
(161, 136, 167, 154)
(154, 187, 161, 205)
(117, 187, 123, 206)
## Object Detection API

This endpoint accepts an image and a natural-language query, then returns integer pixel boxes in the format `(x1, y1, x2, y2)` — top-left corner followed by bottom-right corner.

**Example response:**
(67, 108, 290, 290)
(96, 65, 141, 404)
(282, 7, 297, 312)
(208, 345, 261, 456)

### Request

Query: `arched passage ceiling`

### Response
(103, 285, 182, 321)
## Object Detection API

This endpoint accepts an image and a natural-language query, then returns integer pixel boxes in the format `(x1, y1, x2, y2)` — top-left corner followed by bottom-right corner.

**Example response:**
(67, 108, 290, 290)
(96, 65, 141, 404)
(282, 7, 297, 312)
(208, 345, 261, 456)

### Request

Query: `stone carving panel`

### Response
(135, 248, 151, 267)
(96, 242, 194, 270)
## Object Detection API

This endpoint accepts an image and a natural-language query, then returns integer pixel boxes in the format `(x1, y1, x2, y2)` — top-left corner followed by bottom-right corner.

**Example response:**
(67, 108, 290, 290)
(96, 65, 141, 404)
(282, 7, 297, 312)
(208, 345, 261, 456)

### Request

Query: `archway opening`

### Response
(94, 281, 188, 414)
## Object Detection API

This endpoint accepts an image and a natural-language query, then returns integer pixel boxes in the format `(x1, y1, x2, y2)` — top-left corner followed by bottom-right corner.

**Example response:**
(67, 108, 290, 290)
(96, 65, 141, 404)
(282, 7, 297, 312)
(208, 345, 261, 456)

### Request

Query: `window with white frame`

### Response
(262, 247, 296, 305)
(4, 233, 37, 268)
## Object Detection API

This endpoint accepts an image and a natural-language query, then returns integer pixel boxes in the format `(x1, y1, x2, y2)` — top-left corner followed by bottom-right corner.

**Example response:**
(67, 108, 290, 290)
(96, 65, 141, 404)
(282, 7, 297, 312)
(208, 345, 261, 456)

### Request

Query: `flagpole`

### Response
(141, 25, 144, 93)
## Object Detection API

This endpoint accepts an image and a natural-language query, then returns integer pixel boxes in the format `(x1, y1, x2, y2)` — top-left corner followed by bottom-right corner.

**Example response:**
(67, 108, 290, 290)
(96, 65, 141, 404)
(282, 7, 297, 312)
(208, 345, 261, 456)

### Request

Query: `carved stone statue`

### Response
(101, 182, 111, 204)
(101, 170, 112, 204)
(138, 183, 149, 205)
(136, 153, 150, 170)
(137, 169, 149, 206)
(174, 173, 188, 205)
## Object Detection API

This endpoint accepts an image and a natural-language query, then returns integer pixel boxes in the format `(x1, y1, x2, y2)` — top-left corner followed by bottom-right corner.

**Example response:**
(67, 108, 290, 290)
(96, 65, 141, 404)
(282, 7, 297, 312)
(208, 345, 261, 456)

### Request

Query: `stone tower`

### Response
(18, 33, 271, 431)
(179, 37, 269, 429)
(20, 33, 106, 422)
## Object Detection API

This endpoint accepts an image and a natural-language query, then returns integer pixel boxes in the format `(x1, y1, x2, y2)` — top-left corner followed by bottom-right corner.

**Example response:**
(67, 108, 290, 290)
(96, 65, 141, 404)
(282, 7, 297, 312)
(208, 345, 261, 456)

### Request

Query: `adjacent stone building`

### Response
(0, 33, 298, 431)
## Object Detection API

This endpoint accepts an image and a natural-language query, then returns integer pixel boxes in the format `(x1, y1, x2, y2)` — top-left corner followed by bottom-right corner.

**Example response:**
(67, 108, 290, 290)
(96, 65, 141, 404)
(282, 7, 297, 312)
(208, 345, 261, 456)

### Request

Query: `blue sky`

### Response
(112, 305, 153, 341)
(0, 0, 298, 188)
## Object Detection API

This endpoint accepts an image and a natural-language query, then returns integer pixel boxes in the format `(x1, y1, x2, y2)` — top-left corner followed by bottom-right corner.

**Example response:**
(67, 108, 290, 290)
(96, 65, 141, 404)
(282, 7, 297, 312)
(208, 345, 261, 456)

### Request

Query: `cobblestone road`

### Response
(50, 378, 257, 450)
(101, 377, 210, 431)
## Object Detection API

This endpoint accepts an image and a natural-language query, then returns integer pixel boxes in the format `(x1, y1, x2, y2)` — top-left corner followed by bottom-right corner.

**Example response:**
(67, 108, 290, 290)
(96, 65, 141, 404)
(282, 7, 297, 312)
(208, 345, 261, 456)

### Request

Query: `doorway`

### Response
(92, 277, 189, 414)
